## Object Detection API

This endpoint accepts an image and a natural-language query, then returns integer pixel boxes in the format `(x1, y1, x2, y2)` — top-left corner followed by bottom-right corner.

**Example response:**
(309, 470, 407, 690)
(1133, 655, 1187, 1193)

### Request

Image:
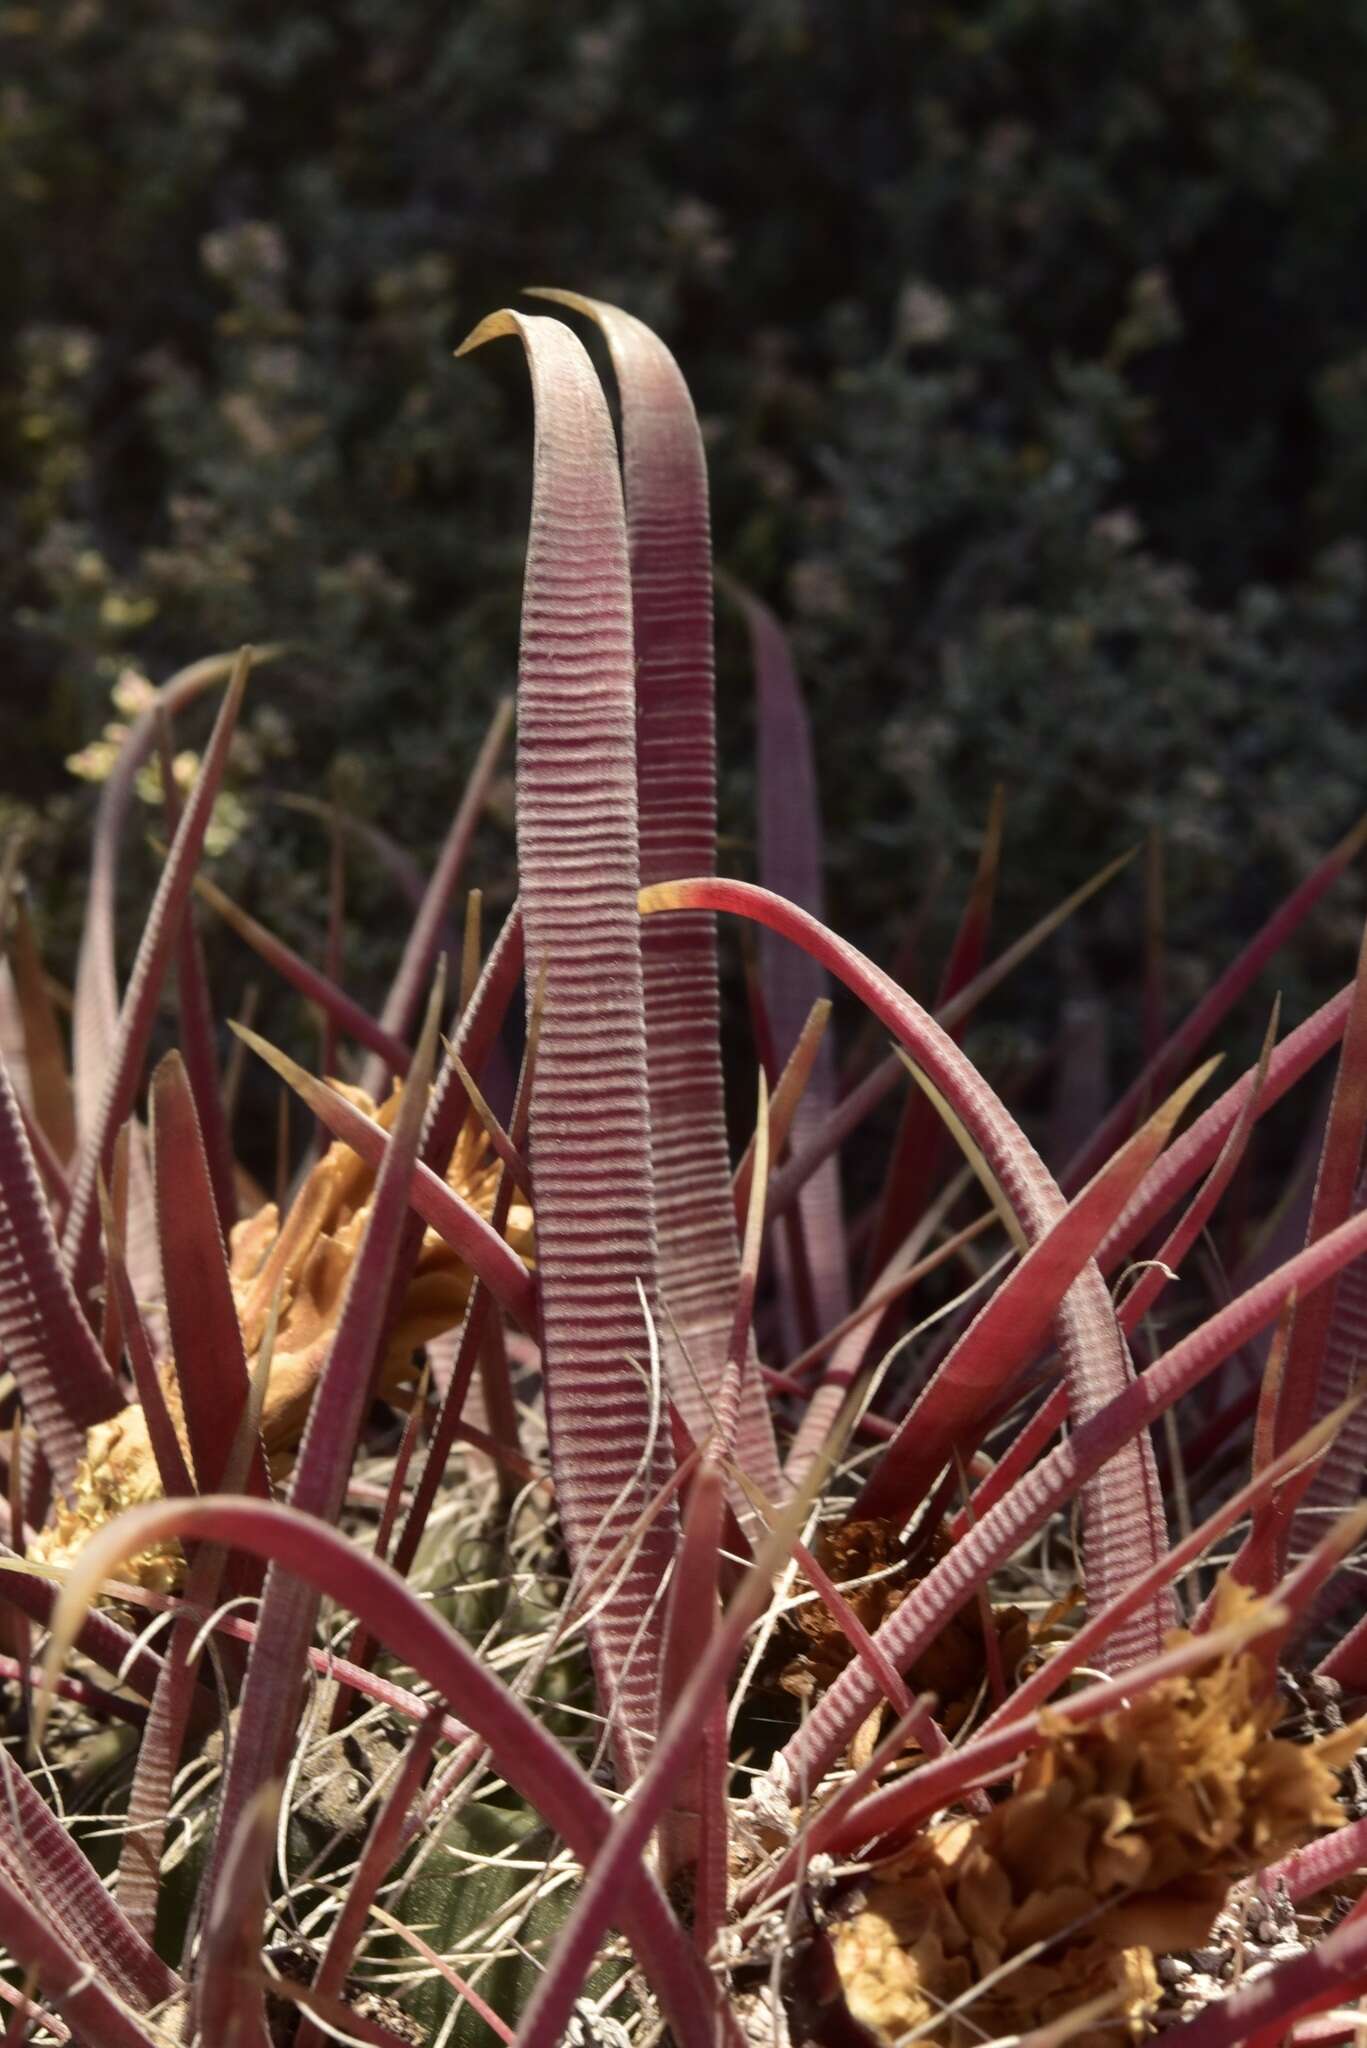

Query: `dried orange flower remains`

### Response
(830, 1585, 1362, 2047)
(37, 1080, 534, 1591)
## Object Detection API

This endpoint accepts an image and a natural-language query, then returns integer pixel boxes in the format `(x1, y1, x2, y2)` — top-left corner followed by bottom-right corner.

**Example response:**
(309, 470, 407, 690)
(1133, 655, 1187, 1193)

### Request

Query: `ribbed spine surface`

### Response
(1303, 1170, 1367, 1525)
(72, 650, 243, 1145)
(660, 883, 1170, 1675)
(62, 655, 247, 1307)
(749, 591, 851, 1348)
(0, 1050, 120, 1486)
(0, 1744, 178, 2011)
(579, 299, 784, 1502)
(483, 313, 678, 1781)
(865, 995, 1172, 1671)
(875, 946, 1173, 1671)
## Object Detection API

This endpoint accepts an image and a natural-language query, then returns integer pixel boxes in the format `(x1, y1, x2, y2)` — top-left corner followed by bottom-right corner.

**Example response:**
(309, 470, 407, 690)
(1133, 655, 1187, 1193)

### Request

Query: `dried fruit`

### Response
(831, 1587, 1359, 2045)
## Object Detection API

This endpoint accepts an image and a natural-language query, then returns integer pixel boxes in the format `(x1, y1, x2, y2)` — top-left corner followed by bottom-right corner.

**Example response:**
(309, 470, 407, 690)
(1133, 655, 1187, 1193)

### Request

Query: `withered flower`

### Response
(36, 1081, 533, 1590)
(831, 1584, 1360, 2046)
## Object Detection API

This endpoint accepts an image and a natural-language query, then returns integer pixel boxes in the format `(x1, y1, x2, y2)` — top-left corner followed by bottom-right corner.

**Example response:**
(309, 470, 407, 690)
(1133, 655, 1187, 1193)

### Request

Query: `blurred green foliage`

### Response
(5, 0, 1367, 1077)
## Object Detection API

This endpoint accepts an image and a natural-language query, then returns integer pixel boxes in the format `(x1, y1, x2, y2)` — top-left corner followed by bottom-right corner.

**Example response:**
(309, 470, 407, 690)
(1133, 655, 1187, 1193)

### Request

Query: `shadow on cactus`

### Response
(2, 296, 1366, 2047)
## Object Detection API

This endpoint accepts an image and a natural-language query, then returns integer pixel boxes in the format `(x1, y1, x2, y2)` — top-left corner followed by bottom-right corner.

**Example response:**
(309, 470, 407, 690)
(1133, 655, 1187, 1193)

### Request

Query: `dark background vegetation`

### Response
(5, 0, 1367, 1157)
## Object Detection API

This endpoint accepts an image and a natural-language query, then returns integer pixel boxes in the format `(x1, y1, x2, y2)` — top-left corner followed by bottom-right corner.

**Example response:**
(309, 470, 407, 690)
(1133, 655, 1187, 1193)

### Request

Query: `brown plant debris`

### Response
(774, 1516, 1031, 1741)
(830, 1586, 1362, 2046)
(35, 1081, 533, 1590)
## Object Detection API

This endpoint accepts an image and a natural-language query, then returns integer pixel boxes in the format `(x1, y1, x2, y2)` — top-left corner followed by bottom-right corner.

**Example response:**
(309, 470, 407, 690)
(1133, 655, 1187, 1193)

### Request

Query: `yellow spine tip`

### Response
(638, 882, 687, 916)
